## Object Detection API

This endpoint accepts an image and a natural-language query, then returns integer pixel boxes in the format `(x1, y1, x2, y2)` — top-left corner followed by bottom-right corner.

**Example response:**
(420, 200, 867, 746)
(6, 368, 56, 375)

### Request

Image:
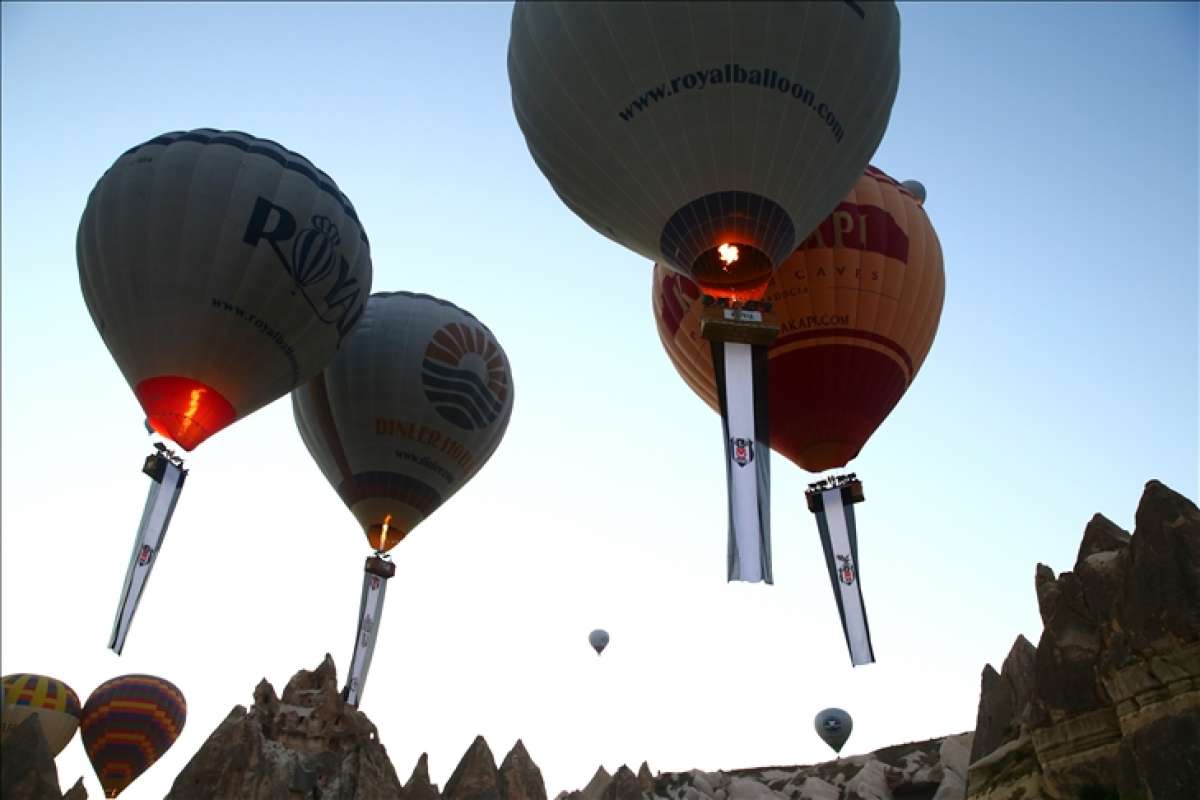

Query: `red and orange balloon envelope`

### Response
(81, 674, 186, 798)
(654, 166, 945, 471)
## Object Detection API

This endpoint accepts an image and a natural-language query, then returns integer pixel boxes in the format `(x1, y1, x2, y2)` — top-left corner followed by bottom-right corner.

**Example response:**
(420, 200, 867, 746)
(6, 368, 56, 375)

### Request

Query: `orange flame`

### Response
(379, 514, 392, 552)
(718, 243, 739, 271)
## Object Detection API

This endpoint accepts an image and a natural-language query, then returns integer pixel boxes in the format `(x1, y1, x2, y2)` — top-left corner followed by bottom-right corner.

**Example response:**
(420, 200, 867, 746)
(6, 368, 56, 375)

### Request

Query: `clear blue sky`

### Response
(2, 2, 1196, 798)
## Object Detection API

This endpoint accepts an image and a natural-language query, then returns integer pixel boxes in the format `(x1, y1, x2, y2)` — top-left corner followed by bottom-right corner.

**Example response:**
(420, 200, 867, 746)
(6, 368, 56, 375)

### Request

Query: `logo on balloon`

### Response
(730, 437, 754, 468)
(242, 196, 366, 345)
(422, 323, 509, 431)
(292, 216, 341, 288)
(137, 545, 154, 566)
(837, 554, 856, 585)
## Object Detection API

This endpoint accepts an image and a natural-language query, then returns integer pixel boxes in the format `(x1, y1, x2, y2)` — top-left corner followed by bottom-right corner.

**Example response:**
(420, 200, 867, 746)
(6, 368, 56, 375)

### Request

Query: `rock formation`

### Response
(165, 654, 404, 799)
(0, 715, 87, 800)
(967, 479, 1200, 799)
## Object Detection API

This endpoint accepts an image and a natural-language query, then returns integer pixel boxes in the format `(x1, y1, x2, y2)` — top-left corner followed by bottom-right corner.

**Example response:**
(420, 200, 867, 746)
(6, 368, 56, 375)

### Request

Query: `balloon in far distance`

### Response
(509, 1, 902, 300)
(589, 629, 610, 655)
(1, 674, 81, 757)
(77, 128, 373, 451)
(900, 179, 927, 203)
(293, 292, 515, 553)
(653, 166, 945, 472)
(80, 675, 186, 798)
(814, 707, 853, 754)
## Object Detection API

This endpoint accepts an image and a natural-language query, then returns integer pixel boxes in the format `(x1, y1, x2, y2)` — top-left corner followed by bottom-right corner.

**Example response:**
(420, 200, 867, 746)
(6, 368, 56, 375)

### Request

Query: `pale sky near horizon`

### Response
(2, 2, 1197, 798)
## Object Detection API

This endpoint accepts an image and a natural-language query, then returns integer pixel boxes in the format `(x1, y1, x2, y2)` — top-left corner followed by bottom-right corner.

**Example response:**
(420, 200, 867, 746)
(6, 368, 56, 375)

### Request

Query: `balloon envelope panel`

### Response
(1, 673, 81, 757)
(509, 1, 900, 296)
(77, 129, 373, 450)
(653, 166, 944, 471)
(293, 292, 515, 551)
(80, 674, 186, 798)
(814, 707, 853, 753)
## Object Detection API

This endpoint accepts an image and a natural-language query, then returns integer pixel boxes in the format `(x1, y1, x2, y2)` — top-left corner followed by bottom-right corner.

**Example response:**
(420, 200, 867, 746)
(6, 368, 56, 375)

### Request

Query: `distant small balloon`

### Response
(900, 179, 927, 203)
(589, 629, 609, 655)
(814, 707, 853, 754)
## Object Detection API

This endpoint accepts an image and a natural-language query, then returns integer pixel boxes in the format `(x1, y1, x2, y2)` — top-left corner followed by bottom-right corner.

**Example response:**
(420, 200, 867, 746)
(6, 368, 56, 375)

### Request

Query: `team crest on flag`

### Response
(730, 437, 754, 468)
(837, 554, 856, 585)
(137, 545, 153, 566)
(369, 576, 381, 591)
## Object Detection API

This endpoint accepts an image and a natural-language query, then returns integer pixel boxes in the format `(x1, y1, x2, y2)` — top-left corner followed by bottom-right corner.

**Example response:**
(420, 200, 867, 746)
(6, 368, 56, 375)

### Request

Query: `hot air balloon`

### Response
(1, 674, 81, 757)
(293, 292, 514, 705)
(80, 674, 186, 798)
(77, 128, 373, 654)
(814, 707, 853, 755)
(654, 166, 945, 665)
(509, 1, 902, 585)
(589, 629, 610, 656)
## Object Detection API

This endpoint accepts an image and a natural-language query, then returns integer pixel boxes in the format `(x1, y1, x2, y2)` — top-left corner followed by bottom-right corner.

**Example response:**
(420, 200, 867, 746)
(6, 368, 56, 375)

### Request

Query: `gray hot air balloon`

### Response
(78, 128, 372, 654)
(293, 291, 514, 706)
(589, 629, 609, 655)
(814, 708, 853, 754)
(509, 1, 901, 299)
(78, 128, 372, 452)
(900, 179, 927, 204)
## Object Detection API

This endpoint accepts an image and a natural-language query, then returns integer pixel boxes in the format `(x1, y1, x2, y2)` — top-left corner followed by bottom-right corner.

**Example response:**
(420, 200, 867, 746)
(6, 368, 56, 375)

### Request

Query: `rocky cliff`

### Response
(967, 479, 1200, 799)
(553, 735, 973, 800)
(165, 654, 404, 799)
(0, 715, 87, 800)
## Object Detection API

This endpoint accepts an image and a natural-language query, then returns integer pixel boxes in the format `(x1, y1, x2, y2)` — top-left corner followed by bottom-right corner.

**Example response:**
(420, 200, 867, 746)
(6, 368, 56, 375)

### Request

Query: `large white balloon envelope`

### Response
(77, 128, 373, 451)
(509, 1, 901, 299)
(292, 291, 515, 551)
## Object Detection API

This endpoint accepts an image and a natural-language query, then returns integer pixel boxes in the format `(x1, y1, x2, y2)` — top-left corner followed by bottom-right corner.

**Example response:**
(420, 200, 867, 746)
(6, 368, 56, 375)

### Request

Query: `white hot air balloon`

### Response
(589, 629, 609, 655)
(293, 291, 514, 705)
(509, 2, 901, 587)
(77, 128, 373, 654)
(509, 1, 901, 300)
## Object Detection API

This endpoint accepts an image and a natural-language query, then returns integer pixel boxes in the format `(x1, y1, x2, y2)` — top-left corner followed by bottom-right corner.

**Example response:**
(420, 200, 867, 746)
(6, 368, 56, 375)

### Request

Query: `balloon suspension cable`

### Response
(108, 445, 189, 655)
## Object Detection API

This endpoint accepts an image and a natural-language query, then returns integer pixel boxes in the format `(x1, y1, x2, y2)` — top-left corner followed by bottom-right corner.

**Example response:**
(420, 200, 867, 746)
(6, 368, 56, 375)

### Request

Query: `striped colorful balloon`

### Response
(1, 673, 82, 757)
(80, 674, 186, 798)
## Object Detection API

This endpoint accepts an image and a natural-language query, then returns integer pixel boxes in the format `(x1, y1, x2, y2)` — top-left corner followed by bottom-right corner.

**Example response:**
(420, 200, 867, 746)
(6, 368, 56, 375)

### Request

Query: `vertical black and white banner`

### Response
(711, 340, 772, 583)
(812, 487, 874, 665)
(110, 457, 186, 654)
(344, 560, 392, 706)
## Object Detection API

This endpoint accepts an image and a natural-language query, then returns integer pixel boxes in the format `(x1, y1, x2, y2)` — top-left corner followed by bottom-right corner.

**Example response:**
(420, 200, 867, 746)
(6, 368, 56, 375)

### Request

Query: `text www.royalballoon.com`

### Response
(617, 63, 845, 143)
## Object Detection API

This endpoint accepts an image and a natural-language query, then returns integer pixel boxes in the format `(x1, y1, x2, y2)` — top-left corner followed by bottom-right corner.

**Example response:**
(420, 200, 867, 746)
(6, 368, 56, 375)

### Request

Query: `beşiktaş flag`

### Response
(710, 340, 772, 583)
(109, 456, 187, 655)
(344, 565, 390, 706)
(811, 486, 875, 665)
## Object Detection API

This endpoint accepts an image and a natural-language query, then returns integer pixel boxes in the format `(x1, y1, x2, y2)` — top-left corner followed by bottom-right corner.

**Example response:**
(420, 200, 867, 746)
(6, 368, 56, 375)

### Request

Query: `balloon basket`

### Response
(342, 554, 396, 706)
(698, 297, 780, 347)
(109, 444, 187, 655)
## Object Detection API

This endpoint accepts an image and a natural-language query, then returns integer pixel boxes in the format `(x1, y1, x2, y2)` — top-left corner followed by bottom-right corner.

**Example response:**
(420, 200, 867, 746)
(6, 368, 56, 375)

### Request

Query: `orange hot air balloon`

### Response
(654, 166, 945, 472)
